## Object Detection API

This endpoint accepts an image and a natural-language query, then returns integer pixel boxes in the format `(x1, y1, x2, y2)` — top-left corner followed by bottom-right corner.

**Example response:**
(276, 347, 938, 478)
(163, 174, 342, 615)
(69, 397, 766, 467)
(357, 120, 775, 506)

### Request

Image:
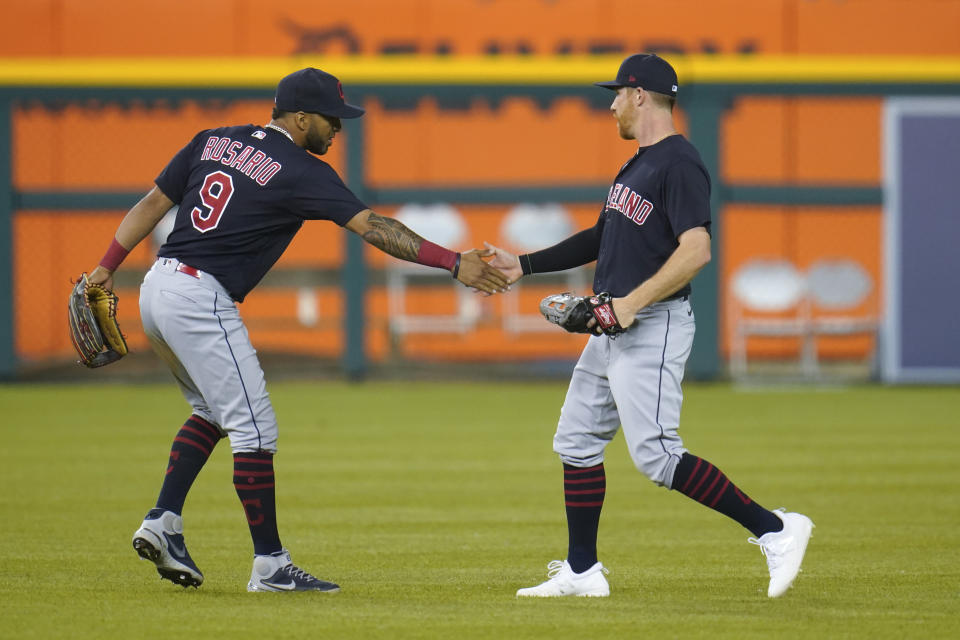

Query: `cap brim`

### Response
(321, 102, 366, 119)
(593, 81, 624, 90)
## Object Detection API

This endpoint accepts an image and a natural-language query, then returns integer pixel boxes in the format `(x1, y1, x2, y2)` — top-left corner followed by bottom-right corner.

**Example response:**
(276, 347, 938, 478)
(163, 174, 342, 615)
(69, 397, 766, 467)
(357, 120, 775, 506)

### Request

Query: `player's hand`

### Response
(455, 248, 510, 294)
(612, 297, 636, 330)
(87, 265, 115, 291)
(482, 242, 523, 284)
(586, 296, 636, 333)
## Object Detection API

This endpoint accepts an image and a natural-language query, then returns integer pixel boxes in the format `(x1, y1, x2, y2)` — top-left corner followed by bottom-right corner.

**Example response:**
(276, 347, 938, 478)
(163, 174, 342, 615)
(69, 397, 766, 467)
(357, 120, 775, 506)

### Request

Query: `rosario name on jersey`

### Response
(154, 125, 368, 302)
(592, 135, 712, 298)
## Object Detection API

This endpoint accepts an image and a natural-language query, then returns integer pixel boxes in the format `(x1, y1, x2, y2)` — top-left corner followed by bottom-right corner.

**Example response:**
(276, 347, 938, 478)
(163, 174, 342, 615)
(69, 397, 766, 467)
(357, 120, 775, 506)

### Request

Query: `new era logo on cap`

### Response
(594, 54, 679, 97)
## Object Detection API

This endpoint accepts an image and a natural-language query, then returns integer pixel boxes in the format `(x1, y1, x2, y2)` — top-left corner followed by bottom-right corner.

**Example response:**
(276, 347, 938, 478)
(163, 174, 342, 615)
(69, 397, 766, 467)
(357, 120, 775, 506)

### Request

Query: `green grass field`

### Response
(2, 381, 958, 638)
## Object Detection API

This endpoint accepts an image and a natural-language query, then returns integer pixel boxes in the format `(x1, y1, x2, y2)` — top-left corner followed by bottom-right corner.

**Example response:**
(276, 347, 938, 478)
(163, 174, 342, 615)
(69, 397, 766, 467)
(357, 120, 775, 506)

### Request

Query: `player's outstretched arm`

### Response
(88, 186, 176, 290)
(345, 209, 510, 294)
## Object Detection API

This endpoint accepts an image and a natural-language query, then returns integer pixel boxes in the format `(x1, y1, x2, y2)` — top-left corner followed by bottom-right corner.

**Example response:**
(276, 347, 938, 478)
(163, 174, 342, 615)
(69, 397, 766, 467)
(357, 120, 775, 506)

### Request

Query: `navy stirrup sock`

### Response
(234, 451, 282, 556)
(671, 453, 782, 537)
(563, 462, 606, 574)
(155, 414, 224, 514)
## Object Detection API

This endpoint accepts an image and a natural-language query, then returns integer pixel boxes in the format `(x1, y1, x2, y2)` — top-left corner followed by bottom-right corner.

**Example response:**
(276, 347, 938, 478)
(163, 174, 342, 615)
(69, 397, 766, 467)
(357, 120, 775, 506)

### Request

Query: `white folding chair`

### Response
(386, 203, 478, 334)
(806, 258, 878, 373)
(728, 258, 812, 379)
(499, 203, 587, 332)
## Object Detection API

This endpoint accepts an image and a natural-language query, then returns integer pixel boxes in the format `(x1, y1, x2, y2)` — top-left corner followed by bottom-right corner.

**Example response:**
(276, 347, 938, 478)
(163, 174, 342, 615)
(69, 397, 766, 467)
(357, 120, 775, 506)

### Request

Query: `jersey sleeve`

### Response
(521, 216, 604, 275)
(662, 159, 712, 239)
(292, 162, 369, 225)
(154, 131, 206, 204)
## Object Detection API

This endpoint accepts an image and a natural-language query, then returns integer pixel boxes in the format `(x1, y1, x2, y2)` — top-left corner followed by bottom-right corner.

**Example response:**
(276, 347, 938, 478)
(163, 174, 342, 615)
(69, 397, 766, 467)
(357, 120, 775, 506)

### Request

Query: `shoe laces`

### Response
(748, 536, 788, 571)
(544, 560, 608, 580)
(545, 560, 566, 579)
(282, 563, 319, 583)
(748, 508, 791, 571)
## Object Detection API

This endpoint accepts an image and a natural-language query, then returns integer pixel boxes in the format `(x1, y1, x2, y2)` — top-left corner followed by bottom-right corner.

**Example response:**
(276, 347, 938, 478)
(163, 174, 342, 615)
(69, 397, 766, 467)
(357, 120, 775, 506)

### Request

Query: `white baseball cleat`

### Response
(247, 549, 340, 592)
(516, 560, 610, 597)
(132, 508, 203, 588)
(748, 508, 814, 597)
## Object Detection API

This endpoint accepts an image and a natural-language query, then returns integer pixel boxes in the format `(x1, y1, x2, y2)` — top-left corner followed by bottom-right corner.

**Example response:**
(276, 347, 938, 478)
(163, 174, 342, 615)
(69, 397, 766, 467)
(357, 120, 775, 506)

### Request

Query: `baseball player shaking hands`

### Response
(486, 54, 813, 598)
(86, 68, 509, 592)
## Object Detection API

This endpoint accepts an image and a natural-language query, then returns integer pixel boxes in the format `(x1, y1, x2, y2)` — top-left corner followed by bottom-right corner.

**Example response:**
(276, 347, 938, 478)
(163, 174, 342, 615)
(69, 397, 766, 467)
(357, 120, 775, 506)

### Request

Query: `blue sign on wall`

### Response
(883, 98, 960, 383)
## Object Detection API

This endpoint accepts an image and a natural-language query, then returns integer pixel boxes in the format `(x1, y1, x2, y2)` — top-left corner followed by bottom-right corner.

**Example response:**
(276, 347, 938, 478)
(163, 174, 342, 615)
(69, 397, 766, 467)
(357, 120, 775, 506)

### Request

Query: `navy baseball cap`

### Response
(274, 68, 365, 118)
(594, 54, 678, 96)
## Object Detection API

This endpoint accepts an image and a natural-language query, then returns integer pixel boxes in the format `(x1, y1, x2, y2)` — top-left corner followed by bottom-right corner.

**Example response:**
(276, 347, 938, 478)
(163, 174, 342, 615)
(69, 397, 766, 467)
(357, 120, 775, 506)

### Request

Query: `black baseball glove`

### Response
(68, 273, 129, 368)
(539, 291, 626, 336)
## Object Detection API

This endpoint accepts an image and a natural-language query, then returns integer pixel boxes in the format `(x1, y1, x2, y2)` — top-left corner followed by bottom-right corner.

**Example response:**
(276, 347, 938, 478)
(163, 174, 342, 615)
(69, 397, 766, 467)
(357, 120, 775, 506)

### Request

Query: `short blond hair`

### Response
(647, 90, 676, 112)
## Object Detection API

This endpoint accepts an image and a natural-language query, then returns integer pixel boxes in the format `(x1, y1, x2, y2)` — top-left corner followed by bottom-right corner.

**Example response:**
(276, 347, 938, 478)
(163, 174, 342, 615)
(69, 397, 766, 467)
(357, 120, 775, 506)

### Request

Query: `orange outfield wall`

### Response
(6, 0, 959, 365)
(10, 92, 888, 362)
(4, 0, 960, 58)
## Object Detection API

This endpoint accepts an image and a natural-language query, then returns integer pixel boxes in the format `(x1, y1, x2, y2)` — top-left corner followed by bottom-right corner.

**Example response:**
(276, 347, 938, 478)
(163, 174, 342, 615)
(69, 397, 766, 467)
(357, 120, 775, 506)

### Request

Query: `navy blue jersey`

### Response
(592, 134, 712, 298)
(155, 125, 368, 302)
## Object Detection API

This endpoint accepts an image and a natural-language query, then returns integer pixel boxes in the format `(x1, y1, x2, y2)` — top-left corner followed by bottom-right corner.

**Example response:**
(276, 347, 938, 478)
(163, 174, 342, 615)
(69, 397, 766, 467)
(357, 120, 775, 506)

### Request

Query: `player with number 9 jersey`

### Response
(82, 67, 509, 593)
(156, 121, 365, 302)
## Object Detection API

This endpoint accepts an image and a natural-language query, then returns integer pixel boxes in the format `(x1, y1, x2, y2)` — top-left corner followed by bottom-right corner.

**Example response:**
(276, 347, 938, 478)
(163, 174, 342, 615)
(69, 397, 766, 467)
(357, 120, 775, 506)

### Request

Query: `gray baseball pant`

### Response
(139, 257, 279, 454)
(553, 296, 695, 488)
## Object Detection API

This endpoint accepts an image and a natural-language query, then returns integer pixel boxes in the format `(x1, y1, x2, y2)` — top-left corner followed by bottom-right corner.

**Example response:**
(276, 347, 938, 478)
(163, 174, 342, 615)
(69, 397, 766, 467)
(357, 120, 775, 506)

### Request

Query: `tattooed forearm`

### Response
(361, 212, 423, 261)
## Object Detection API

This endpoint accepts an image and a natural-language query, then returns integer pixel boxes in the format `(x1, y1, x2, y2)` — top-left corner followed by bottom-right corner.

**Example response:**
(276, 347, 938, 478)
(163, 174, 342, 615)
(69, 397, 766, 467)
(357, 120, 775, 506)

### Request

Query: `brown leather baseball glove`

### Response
(68, 273, 128, 368)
